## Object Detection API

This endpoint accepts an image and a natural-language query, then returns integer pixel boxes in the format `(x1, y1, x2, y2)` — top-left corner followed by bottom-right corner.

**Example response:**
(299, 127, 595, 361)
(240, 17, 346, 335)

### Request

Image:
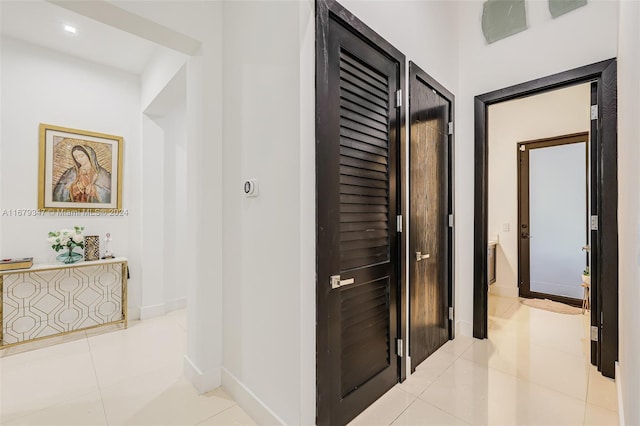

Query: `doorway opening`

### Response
(473, 59, 618, 378)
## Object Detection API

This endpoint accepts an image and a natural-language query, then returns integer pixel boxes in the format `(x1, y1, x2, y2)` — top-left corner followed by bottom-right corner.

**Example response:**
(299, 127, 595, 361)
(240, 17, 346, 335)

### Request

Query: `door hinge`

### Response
(590, 326, 599, 342)
(591, 105, 598, 120)
(395, 89, 402, 108)
(519, 145, 526, 152)
(448, 122, 453, 135)
(449, 307, 454, 321)
(396, 338, 404, 357)
(397, 215, 403, 232)
(448, 214, 454, 228)
(590, 215, 599, 231)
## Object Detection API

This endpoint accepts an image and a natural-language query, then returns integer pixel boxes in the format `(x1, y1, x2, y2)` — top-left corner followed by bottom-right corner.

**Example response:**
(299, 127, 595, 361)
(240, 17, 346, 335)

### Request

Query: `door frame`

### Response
(315, 0, 407, 423)
(473, 59, 618, 378)
(517, 132, 589, 306)
(408, 61, 455, 372)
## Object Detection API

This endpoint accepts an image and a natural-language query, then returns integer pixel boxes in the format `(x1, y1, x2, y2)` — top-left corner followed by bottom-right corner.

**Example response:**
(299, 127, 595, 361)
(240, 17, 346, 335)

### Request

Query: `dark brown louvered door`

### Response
(408, 63, 453, 371)
(316, 2, 404, 424)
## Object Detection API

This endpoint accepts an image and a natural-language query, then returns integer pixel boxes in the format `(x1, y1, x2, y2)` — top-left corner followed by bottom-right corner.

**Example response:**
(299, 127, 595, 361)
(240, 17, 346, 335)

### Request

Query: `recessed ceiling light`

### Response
(64, 25, 77, 34)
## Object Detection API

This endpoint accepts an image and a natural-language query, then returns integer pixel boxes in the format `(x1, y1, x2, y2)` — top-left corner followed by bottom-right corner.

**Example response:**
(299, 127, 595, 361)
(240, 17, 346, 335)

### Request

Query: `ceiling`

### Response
(0, 0, 162, 75)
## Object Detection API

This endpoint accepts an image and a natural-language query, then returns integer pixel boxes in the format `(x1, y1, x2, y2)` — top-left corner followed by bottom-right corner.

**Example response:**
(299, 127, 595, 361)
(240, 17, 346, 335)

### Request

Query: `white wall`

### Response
(340, 0, 459, 92)
(158, 100, 188, 310)
(113, 0, 225, 395)
(616, 1, 640, 424)
(0, 36, 142, 311)
(487, 84, 590, 298)
(139, 62, 188, 318)
(221, 2, 308, 423)
(456, 0, 619, 335)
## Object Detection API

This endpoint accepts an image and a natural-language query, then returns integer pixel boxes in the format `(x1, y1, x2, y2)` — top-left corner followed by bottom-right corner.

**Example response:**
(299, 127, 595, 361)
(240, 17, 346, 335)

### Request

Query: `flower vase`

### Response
(57, 247, 83, 264)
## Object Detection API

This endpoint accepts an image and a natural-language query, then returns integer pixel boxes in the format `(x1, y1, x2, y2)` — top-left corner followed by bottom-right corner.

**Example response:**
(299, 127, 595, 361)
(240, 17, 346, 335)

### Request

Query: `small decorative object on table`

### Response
(0, 257, 33, 271)
(582, 266, 590, 286)
(103, 232, 113, 259)
(84, 235, 100, 261)
(48, 226, 85, 264)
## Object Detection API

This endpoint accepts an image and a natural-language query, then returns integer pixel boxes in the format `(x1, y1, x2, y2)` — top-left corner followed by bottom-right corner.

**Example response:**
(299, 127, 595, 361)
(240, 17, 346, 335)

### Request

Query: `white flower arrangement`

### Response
(48, 226, 85, 252)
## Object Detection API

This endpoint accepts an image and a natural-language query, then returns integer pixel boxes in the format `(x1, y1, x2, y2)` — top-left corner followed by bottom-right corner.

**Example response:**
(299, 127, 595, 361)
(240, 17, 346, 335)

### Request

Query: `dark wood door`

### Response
(408, 62, 453, 371)
(517, 133, 589, 307)
(316, 1, 405, 424)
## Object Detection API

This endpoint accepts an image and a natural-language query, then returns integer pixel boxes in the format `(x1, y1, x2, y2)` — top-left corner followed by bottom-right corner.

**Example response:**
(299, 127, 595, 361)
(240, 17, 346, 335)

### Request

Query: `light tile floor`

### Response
(350, 294, 619, 426)
(0, 309, 256, 426)
(1, 297, 619, 426)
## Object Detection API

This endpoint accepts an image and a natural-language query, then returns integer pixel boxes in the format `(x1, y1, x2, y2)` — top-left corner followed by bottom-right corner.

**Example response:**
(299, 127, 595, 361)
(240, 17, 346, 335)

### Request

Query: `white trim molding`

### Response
(616, 362, 625, 426)
(184, 355, 220, 394)
(221, 367, 284, 425)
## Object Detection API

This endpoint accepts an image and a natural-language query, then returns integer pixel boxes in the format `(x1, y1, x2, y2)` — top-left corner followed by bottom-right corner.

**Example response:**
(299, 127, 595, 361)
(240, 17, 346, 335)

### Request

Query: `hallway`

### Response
(0, 310, 255, 426)
(349, 295, 618, 425)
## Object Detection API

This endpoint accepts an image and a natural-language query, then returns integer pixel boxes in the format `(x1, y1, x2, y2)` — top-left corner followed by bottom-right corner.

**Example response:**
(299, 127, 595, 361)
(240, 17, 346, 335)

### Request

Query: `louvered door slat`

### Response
(340, 91, 389, 118)
(340, 183, 387, 196)
(340, 128, 388, 150)
(339, 50, 388, 85)
(340, 203, 388, 213)
(340, 175, 388, 189)
(340, 221, 388, 232)
(340, 81, 388, 110)
(341, 99, 388, 126)
(340, 109, 388, 134)
(340, 155, 388, 173)
(340, 230, 389, 242)
(340, 194, 387, 205)
(340, 137, 388, 157)
(340, 59, 388, 92)
(340, 276, 390, 396)
(339, 69, 389, 101)
(341, 238, 389, 251)
(340, 165, 387, 181)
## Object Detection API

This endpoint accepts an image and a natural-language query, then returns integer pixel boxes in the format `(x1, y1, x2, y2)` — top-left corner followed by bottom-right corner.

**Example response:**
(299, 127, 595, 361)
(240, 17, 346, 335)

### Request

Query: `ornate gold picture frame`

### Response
(38, 123, 123, 212)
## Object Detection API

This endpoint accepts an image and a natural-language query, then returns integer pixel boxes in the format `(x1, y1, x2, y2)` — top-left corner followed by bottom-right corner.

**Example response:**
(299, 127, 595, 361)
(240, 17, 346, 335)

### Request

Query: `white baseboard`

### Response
(140, 298, 187, 320)
(128, 306, 141, 320)
(490, 285, 518, 298)
(183, 355, 220, 394)
(616, 361, 625, 426)
(140, 303, 166, 319)
(166, 297, 187, 312)
(221, 367, 285, 425)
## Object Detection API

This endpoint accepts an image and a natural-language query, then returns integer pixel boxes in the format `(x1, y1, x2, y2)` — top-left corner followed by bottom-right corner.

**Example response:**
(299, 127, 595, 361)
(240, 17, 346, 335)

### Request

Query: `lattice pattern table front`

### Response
(1, 258, 127, 347)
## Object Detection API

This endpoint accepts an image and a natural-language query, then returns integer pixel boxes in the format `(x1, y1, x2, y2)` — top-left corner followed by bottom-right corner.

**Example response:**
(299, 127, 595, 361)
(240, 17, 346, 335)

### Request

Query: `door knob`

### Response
(582, 245, 591, 252)
(521, 232, 530, 239)
(415, 251, 431, 261)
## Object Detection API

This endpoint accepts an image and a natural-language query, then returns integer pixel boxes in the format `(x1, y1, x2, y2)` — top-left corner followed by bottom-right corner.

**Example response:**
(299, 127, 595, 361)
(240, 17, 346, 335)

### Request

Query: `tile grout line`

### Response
(85, 333, 110, 426)
(459, 341, 593, 404)
(417, 398, 473, 426)
(410, 354, 472, 424)
(385, 387, 417, 425)
(410, 341, 474, 417)
(192, 403, 239, 426)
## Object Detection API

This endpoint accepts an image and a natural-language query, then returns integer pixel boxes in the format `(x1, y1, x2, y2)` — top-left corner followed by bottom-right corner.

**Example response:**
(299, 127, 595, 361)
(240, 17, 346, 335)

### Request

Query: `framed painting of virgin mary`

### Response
(38, 123, 123, 212)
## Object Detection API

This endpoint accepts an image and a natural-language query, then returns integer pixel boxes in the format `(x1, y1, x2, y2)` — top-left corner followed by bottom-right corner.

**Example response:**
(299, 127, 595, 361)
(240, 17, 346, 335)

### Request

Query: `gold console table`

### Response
(0, 257, 127, 349)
